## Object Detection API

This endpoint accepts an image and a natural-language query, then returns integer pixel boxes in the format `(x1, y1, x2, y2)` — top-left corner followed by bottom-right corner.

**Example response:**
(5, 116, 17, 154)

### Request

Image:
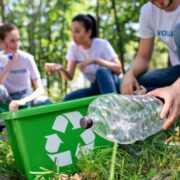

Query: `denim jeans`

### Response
(138, 65, 180, 92)
(136, 23, 180, 92)
(63, 67, 121, 101)
(0, 85, 52, 108)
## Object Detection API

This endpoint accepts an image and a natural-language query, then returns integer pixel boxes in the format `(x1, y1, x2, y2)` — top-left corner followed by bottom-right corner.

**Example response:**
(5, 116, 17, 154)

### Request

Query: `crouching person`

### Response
(0, 23, 51, 111)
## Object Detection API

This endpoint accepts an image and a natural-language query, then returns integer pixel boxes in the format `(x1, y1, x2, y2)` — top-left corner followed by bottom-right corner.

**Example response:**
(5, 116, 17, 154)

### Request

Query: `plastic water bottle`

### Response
(0, 54, 13, 67)
(80, 94, 166, 144)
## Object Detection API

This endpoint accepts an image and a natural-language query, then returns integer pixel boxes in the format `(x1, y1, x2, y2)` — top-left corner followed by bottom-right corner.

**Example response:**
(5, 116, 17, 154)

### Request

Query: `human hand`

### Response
(134, 85, 147, 95)
(121, 72, 141, 95)
(44, 63, 63, 73)
(79, 58, 95, 71)
(9, 99, 26, 111)
(147, 85, 180, 130)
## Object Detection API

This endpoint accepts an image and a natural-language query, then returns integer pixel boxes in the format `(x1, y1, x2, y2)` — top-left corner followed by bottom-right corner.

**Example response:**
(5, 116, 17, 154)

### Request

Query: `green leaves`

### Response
(0, 0, 169, 100)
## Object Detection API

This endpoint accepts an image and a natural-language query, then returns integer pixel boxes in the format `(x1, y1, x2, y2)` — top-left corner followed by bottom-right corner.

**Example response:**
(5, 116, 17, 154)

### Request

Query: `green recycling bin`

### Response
(0, 96, 112, 179)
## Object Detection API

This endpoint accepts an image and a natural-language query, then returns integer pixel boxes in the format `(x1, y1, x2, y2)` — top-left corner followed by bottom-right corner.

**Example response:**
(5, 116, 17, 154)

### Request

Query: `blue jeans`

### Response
(63, 67, 121, 101)
(0, 85, 52, 108)
(138, 65, 180, 92)
(136, 23, 180, 92)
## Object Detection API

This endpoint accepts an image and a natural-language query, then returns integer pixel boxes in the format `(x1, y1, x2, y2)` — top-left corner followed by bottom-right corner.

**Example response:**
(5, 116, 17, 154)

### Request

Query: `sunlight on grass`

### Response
(0, 122, 179, 179)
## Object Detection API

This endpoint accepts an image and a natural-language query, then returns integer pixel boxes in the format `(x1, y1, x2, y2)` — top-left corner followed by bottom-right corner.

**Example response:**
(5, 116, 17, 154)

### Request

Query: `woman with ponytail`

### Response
(45, 14, 122, 101)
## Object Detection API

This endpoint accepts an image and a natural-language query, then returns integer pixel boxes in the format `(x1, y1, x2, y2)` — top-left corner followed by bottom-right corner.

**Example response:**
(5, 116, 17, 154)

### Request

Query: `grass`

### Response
(0, 130, 25, 180)
(77, 128, 180, 180)
(0, 123, 180, 180)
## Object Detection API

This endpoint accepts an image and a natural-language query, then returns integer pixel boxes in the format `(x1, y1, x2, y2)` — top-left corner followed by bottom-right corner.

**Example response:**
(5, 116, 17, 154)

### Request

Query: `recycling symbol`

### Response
(45, 111, 95, 167)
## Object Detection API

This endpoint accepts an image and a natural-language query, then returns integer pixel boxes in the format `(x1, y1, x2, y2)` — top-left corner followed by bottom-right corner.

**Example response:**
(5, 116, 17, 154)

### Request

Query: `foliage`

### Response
(0, 130, 25, 180)
(0, 0, 168, 101)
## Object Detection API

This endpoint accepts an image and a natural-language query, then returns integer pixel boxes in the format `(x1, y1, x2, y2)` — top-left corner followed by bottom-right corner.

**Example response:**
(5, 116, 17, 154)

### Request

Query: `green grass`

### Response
(0, 124, 180, 180)
(77, 128, 180, 180)
(0, 130, 25, 180)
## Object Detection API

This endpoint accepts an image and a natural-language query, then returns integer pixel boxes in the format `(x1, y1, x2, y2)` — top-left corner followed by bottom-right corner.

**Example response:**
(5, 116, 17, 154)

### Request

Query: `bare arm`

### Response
(9, 78, 45, 111)
(94, 57, 122, 75)
(128, 37, 154, 77)
(0, 44, 17, 84)
(79, 57, 122, 75)
(44, 60, 76, 81)
(121, 37, 154, 94)
(58, 60, 76, 80)
(21, 78, 44, 103)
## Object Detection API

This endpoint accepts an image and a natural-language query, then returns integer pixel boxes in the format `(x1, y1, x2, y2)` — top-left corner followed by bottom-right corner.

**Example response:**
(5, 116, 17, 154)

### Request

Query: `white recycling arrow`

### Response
(64, 111, 82, 129)
(52, 115, 68, 133)
(45, 134, 63, 153)
(45, 111, 96, 167)
(75, 142, 94, 159)
(48, 151, 72, 167)
(80, 129, 95, 144)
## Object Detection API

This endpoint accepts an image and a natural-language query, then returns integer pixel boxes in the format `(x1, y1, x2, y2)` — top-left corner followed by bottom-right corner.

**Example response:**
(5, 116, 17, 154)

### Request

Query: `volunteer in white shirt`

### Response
(121, 0, 180, 129)
(0, 23, 51, 111)
(45, 14, 122, 101)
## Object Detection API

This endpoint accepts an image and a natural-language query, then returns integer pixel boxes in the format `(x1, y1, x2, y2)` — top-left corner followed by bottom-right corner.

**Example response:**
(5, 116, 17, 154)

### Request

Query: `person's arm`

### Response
(58, 60, 76, 80)
(79, 57, 122, 75)
(9, 78, 45, 111)
(129, 38, 154, 76)
(0, 43, 16, 84)
(0, 61, 15, 84)
(44, 60, 76, 81)
(121, 37, 154, 95)
(147, 78, 180, 130)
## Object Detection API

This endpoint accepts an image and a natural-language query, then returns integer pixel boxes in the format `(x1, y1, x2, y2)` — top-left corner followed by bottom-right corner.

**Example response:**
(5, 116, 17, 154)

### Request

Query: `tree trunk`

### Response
(111, 0, 125, 74)
(37, 0, 43, 73)
(96, 0, 100, 37)
(0, 0, 5, 22)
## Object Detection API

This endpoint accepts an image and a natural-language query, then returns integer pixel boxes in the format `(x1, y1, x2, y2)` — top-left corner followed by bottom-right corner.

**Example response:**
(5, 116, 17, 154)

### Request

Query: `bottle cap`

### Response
(7, 54, 13, 60)
(80, 117, 93, 129)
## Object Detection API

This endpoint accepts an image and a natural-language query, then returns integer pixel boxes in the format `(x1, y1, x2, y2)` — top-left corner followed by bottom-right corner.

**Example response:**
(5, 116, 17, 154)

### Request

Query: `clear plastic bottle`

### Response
(0, 54, 13, 67)
(80, 94, 166, 144)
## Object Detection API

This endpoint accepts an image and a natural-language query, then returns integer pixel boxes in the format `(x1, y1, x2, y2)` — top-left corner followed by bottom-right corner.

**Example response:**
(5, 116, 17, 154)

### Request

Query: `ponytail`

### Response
(72, 14, 98, 38)
(86, 14, 97, 38)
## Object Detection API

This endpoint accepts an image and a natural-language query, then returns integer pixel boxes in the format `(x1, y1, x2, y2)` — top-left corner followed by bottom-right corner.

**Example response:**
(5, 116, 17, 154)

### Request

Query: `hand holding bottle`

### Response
(147, 82, 180, 130)
(80, 94, 166, 144)
(121, 71, 141, 95)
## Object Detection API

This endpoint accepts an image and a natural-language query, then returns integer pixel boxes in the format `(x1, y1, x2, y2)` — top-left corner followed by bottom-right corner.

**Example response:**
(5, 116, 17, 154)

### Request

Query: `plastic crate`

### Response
(0, 96, 112, 179)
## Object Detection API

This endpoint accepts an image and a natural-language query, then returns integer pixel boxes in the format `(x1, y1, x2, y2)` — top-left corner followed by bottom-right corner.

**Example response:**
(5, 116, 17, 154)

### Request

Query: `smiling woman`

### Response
(0, 23, 51, 111)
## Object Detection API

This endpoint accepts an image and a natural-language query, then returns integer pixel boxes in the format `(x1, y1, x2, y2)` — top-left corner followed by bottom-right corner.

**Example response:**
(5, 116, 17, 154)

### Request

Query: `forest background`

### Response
(0, 0, 168, 102)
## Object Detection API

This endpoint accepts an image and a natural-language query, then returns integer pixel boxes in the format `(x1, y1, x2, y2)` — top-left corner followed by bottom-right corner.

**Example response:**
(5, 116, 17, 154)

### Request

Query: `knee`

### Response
(32, 96, 52, 106)
(96, 67, 111, 79)
(63, 94, 73, 101)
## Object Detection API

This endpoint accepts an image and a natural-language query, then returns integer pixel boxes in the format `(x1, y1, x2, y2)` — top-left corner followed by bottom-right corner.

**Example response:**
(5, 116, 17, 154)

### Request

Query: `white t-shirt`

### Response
(66, 38, 118, 82)
(139, 2, 180, 65)
(0, 50, 40, 93)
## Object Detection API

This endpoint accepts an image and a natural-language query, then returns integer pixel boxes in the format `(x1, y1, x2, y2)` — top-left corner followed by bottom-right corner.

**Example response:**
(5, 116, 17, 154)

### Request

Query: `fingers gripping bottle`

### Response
(0, 54, 13, 67)
(80, 94, 166, 144)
